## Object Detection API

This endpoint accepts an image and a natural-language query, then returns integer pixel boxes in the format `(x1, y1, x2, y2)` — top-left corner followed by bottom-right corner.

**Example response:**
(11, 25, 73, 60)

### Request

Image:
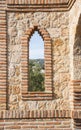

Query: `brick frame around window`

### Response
(21, 26, 53, 100)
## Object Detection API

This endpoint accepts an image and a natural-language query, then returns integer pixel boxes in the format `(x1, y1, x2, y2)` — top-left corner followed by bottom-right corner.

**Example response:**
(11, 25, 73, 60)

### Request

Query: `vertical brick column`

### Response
(72, 80, 81, 110)
(0, 1, 7, 110)
(69, 80, 81, 110)
(21, 28, 33, 93)
(44, 38, 52, 92)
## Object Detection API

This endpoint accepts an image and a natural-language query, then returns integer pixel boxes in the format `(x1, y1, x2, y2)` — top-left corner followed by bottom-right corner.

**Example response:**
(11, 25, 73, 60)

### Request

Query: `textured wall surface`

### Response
(7, 12, 70, 110)
(0, 0, 81, 129)
(0, 118, 73, 130)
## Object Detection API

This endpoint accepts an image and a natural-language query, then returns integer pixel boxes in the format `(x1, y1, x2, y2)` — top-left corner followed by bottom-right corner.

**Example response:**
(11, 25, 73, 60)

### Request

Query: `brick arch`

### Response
(25, 26, 51, 44)
(21, 26, 53, 100)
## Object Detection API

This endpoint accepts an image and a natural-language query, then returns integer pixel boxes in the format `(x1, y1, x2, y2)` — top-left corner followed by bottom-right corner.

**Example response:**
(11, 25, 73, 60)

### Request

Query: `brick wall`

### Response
(0, 119, 73, 130)
(0, 109, 75, 130)
(0, 109, 74, 130)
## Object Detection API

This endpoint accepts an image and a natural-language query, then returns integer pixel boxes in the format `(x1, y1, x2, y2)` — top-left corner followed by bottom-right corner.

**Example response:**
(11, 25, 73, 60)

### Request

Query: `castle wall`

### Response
(7, 11, 70, 110)
(0, 0, 81, 129)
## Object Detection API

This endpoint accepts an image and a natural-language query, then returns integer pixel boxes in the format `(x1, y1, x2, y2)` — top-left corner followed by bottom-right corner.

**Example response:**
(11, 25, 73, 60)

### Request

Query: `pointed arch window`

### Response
(29, 31, 45, 92)
(21, 26, 53, 100)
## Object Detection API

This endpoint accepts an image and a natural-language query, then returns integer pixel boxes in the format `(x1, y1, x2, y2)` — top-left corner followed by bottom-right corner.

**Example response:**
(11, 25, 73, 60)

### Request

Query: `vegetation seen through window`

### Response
(28, 31, 45, 91)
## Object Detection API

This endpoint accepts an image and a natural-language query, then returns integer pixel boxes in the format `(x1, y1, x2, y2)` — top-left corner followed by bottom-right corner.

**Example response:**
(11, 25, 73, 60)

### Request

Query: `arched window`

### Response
(28, 31, 45, 91)
(21, 26, 53, 100)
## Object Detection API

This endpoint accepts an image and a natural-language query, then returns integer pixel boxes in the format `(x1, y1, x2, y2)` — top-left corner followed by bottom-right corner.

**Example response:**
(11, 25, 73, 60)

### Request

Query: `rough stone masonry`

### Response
(0, 0, 81, 129)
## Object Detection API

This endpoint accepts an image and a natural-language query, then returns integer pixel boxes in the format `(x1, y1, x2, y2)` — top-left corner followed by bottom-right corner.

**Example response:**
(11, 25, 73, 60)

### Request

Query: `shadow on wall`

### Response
(73, 14, 81, 129)
(74, 14, 81, 55)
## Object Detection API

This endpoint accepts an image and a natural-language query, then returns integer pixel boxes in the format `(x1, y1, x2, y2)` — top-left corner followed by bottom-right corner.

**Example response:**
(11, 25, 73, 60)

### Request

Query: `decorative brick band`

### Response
(72, 111, 81, 119)
(0, 110, 71, 119)
(6, 0, 68, 5)
(22, 92, 53, 101)
(6, 0, 76, 12)
(0, 110, 80, 119)
(21, 26, 53, 100)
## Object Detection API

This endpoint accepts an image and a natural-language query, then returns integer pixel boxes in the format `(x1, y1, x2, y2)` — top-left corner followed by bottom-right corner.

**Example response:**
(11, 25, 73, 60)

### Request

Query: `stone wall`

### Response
(1, 0, 80, 129)
(7, 12, 70, 110)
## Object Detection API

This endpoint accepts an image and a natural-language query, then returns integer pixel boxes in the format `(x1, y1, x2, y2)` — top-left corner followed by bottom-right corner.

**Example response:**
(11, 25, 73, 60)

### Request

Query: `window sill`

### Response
(22, 92, 53, 101)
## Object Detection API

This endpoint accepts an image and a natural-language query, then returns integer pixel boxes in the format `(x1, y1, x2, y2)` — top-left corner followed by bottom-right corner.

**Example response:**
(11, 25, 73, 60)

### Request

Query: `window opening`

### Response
(28, 31, 45, 91)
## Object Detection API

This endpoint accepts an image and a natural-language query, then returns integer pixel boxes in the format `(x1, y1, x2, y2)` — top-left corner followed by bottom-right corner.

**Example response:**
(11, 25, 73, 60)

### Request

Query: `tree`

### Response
(28, 59, 45, 91)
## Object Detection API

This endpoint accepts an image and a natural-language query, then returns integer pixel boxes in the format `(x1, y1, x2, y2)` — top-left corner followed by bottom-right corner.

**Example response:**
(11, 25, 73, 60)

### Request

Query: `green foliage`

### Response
(28, 59, 45, 91)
